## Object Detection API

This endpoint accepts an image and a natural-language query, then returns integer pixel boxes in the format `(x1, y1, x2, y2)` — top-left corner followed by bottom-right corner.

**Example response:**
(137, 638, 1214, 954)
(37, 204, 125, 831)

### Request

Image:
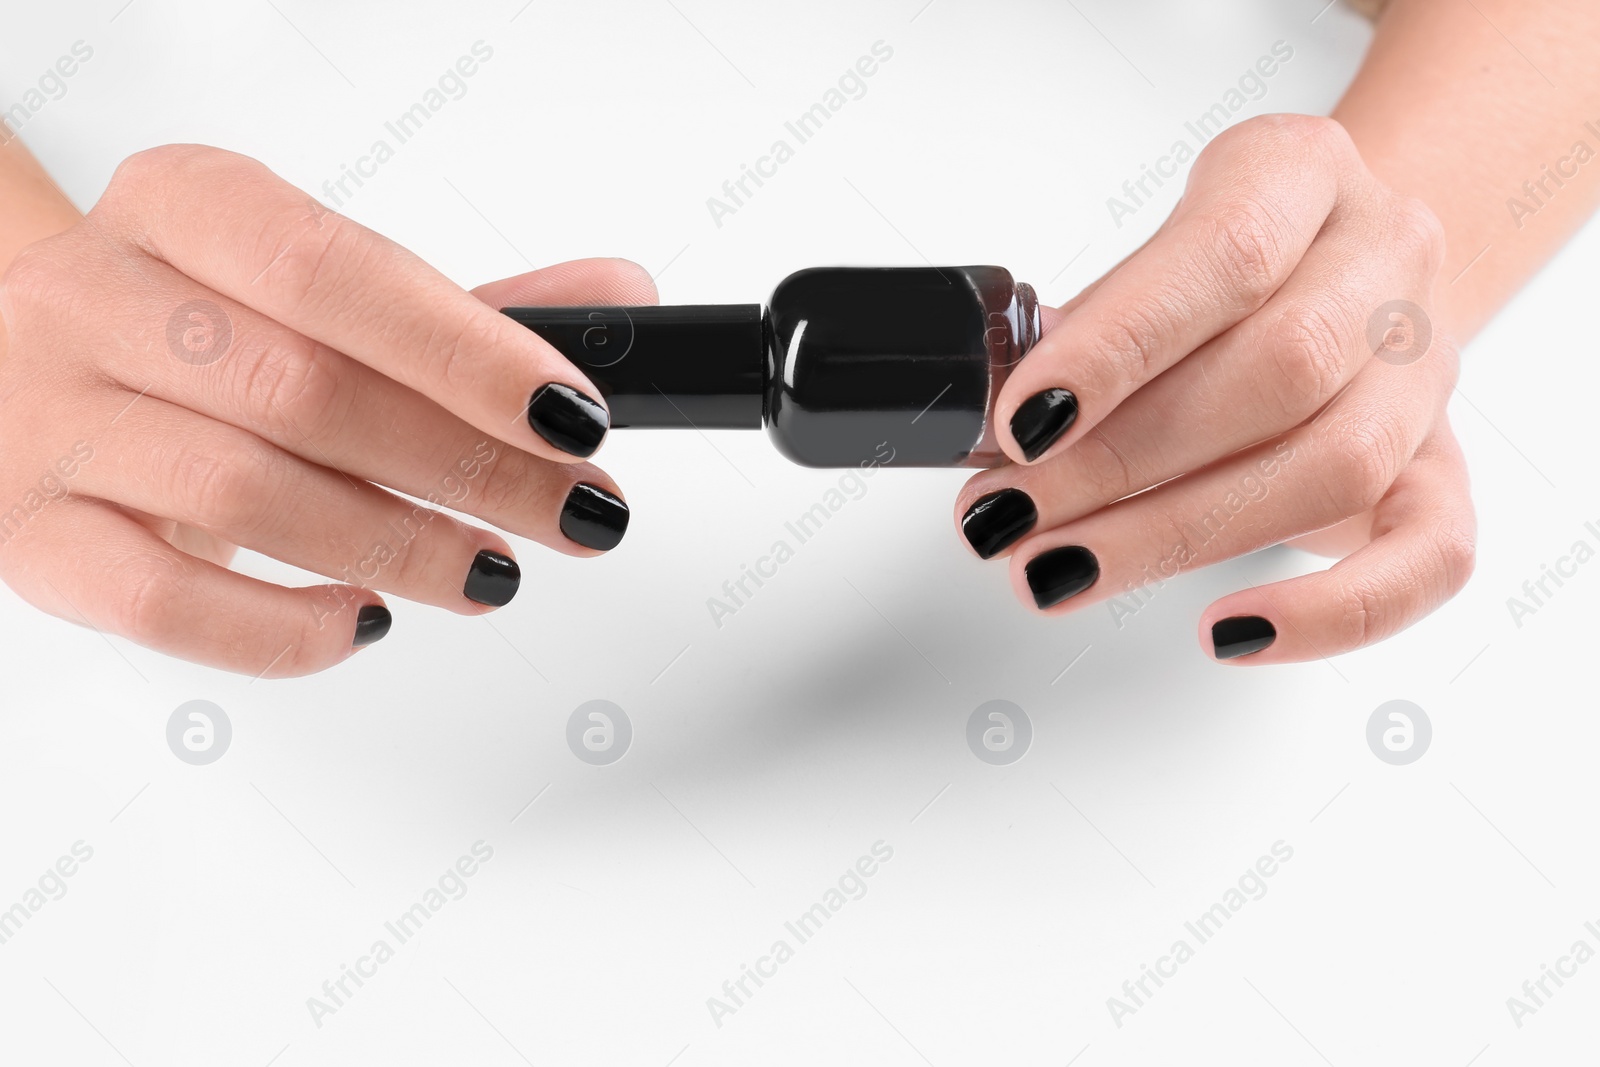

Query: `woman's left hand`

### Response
(955, 114, 1476, 663)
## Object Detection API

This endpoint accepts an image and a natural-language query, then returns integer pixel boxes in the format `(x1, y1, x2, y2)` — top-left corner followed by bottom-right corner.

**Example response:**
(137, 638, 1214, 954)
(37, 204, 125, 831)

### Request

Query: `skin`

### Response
(959, 0, 1600, 664)
(3, 0, 1598, 674)
(0, 138, 656, 675)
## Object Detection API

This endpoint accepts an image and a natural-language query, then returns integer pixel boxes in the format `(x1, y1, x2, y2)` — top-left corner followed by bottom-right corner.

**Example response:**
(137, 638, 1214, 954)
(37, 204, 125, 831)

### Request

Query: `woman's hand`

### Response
(0, 144, 652, 676)
(956, 114, 1475, 663)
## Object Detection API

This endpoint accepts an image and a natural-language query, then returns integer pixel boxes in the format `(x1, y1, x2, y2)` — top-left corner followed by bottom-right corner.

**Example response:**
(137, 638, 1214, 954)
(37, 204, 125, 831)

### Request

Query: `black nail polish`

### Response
(503, 265, 1042, 468)
(464, 549, 520, 607)
(560, 483, 630, 551)
(352, 604, 391, 647)
(1212, 616, 1277, 660)
(961, 488, 1037, 560)
(526, 382, 608, 458)
(1010, 388, 1078, 462)
(1024, 545, 1099, 609)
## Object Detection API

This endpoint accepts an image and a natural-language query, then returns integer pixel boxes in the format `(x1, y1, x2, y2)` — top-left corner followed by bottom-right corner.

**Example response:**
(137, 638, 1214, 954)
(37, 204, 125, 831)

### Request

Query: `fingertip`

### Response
(558, 481, 630, 553)
(952, 470, 1004, 544)
(352, 602, 392, 648)
(1207, 613, 1278, 662)
(463, 547, 521, 608)
(959, 486, 1037, 561)
(1015, 542, 1100, 612)
(526, 381, 610, 460)
(1006, 387, 1079, 465)
(470, 257, 658, 308)
(596, 256, 659, 305)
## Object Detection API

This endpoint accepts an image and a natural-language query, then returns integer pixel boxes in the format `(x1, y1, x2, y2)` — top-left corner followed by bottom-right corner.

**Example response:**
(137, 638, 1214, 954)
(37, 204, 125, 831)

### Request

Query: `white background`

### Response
(2, 1, 1596, 1063)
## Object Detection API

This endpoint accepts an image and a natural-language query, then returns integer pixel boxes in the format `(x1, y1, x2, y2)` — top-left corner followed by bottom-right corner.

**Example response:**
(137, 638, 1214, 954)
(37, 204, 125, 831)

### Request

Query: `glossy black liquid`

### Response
(961, 488, 1038, 560)
(352, 604, 392, 647)
(1211, 615, 1277, 659)
(1024, 545, 1099, 609)
(559, 483, 630, 551)
(526, 382, 609, 457)
(503, 265, 1040, 469)
(463, 549, 521, 607)
(1010, 387, 1078, 463)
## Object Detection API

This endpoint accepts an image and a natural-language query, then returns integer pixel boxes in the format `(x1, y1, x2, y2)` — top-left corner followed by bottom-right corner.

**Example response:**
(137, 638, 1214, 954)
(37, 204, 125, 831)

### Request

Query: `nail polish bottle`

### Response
(502, 265, 1040, 468)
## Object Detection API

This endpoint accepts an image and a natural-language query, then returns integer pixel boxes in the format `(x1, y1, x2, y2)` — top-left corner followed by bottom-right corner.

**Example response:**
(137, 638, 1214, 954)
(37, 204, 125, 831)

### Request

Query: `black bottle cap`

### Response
(502, 304, 765, 430)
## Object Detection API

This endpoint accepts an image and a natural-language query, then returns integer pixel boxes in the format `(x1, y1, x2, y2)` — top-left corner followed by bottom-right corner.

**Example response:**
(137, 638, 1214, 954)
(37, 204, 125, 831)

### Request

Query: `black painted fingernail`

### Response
(464, 549, 521, 606)
(1024, 545, 1099, 609)
(560, 482, 630, 551)
(353, 604, 391, 647)
(527, 383, 608, 458)
(1212, 615, 1276, 660)
(961, 488, 1037, 560)
(1010, 388, 1078, 462)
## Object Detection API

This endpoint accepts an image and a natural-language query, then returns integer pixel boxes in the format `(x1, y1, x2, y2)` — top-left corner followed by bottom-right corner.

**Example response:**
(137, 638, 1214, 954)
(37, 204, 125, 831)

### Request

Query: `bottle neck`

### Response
(501, 303, 766, 429)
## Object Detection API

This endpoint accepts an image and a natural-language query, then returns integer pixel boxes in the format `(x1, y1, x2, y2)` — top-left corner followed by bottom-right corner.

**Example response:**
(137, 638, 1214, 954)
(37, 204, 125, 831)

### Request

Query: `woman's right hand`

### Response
(0, 144, 654, 676)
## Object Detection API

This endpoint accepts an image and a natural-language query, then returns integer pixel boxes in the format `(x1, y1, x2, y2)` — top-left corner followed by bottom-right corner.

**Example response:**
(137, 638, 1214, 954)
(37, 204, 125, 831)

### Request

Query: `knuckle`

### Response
(1262, 114, 1353, 162)
(0, 240, 70, 315)
(258, 211, 370, 316)
(1434, 523, 1478, 594)
(1071, 429, 1140, 504)
(381, 506, 452, 591)
(1390, 194, 1447, 272)
(1290, 114, 1353, 156)
(468, 449, 544, 519)
(1334, 578, 1391, 649)
(105, 552, 186, 640)
(1417, 328, 1461, 387)
(103, 145, 223, 206)
(1209, 114, 1352, 169)
(233, 334, 352, 441)
(1332, 519, 1465, 649)
(1200, 113, 1285, 159)
(1320, 417, 1401, 516)
(168, 435, 276, 535)
(1099, 302, 1170, 387)
(1202, 205, 1286, 307)
(1264, 302, 1350, 417)
(103, 146, 180, 197)
(425, 312, 504, 395)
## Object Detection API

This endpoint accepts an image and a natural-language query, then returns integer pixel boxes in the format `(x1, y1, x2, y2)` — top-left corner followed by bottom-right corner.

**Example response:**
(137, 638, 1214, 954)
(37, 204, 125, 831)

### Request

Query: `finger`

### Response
(71, 395, 524, 611)
(1202, 426, 1474, 663)
(1006, 349, 1451, 615)
(0, 499, 391, 676)
(957, 199, 1446, 557)
(93, 145, 612, 464)
(95, 260, 636, 554)
(997, 115, 1356, 465)
(469, 256, 658, 308)
(958, 213, 1176, 559)
(1286, 513, 1375, 558)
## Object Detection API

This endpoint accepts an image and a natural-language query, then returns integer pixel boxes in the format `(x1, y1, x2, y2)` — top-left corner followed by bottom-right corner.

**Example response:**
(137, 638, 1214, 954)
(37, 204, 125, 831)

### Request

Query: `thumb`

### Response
(470, 256, 658, 308)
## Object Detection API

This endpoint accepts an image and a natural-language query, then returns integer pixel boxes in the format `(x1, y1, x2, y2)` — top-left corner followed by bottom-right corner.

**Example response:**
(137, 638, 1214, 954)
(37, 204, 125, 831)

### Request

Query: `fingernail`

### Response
(1010, 388, 1078, 462)
(961, 488, 1037, 560)
(464, 548, 521, 606)
(1212, 615, 1276, 659)
(560, 482, 630, 551)
(527, 383, 608, 458)
(353, 604, 392, 647)
(1024, 544, 1099, 609)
